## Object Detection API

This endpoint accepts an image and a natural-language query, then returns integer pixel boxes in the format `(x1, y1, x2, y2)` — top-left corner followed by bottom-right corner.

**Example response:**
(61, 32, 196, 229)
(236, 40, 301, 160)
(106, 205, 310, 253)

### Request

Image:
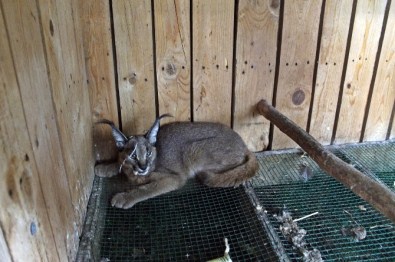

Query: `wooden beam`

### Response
(257, 99, 395, 224)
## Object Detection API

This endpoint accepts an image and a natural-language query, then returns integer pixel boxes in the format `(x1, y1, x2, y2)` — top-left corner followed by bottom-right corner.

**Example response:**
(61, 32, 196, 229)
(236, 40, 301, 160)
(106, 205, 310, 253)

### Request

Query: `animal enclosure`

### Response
(78, 142, 395, 261)
(0, 0, 394, 261)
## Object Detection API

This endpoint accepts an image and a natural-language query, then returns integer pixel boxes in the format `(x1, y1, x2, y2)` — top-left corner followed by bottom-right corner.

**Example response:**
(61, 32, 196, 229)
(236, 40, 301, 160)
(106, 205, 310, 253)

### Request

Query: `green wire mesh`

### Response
(78, 176, 279, 261)
(251, 141, 395, 261)
(77, 141, 395, 261)
(332, 142, 395, 192)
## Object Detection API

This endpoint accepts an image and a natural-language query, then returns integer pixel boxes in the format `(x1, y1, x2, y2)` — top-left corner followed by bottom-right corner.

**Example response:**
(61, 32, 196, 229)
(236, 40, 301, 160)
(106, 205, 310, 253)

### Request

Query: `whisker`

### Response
(119, 158, 127, 173)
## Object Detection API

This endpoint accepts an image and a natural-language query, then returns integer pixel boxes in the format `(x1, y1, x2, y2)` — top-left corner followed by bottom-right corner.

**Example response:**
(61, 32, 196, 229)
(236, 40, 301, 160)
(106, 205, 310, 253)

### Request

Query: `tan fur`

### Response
(197, 151, 258, 188)
(96, 116, 258, 209)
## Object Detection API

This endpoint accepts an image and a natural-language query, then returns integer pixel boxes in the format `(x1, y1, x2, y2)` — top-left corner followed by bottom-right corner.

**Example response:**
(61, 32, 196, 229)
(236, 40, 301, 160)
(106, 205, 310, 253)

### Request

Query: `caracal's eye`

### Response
(131, 153, 137, 159)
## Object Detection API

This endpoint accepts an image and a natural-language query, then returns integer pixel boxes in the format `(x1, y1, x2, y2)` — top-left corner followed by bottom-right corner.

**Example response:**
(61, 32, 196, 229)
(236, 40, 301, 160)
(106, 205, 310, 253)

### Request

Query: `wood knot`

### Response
(200, 86, 207, 100)
(30, 222, 37, 236)
(165, 63, 177, 76)
(292, 89, 305, 106)
(268, 0, 280, 17)
(270, 0, 280, 9)
(160, 62, 177, 79)
(128, 73, 137, 85)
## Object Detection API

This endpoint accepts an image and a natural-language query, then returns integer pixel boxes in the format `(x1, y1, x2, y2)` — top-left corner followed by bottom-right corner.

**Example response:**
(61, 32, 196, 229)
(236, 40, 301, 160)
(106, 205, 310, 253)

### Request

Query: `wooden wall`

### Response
(89, 0, 394, 154)
(0, 0, 94, 261)
(1, 0, 395, 261)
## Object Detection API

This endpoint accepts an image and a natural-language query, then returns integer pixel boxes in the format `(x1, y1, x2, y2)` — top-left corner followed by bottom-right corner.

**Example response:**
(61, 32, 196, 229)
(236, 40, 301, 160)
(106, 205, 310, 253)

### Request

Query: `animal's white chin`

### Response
(134, 169, 149, 176)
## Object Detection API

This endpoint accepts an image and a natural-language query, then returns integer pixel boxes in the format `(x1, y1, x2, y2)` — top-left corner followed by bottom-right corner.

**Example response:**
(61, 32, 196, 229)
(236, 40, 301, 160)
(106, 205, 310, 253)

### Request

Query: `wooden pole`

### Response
(256, 99, 395, 224)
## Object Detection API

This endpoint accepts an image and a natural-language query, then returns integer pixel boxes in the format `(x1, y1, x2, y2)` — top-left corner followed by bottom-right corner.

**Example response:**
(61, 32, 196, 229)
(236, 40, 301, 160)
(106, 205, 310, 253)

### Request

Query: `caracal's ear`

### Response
(96, 119, 128, 150)
(145, 114, 172, 145)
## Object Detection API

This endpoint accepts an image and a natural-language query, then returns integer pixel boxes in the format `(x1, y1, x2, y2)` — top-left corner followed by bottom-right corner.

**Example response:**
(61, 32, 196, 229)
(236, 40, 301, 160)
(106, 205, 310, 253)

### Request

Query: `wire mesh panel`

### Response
(252, 142, 395, 261)
(78, 175, 279, 261)
(78, 141, 395, 261)
(334, 142, 395, 192)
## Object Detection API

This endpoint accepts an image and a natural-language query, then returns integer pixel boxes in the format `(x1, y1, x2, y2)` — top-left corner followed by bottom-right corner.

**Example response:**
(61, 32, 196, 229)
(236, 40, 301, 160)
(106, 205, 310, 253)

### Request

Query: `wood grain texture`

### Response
(79, 0, 119, 161)
(0, 227, 11, 262)
(38, 0, 94, 254)
(192, 0, 234, 125)
(2, 0, 78, 260)
(364, 1, 395, 142)
(334, 0, 387, 144)
(272, 0, 322, 149)
(155, 0, 191, 124)
(309, 0, 353, 145)
(0, 6, 57, 261)
(113, 0, 157, 135)
(233, 0, 279, 151)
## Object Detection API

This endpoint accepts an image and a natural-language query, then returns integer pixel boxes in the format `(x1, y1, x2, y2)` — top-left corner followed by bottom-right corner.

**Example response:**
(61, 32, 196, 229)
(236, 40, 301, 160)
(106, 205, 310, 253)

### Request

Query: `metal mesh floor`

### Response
(77, 176, 279, 261)
(251, 141, 395, 261)
(77, 141, 395, 261)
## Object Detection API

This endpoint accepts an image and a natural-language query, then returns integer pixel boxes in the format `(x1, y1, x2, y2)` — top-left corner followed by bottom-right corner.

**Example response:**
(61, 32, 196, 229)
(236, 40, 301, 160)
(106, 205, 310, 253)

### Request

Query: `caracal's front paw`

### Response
(111, 192, 136, 209)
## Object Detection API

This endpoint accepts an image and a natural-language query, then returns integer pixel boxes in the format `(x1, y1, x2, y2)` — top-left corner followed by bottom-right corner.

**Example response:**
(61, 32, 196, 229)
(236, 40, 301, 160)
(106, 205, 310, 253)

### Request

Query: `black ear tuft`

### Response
(145, 114, 172, 145)
(96, 119, 128, 150)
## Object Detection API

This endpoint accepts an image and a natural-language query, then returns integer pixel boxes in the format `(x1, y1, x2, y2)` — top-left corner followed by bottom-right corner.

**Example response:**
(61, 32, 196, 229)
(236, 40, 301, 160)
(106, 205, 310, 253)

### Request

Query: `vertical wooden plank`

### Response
(38, 0, 94, 238)
(272, 0, 322, 149)
(70, 0, 96, 229)
(364, 1, 395, 142)
(334, 0, 387, 144)
(79, 0, 119, 161)
(1, 0, 76, 260)
(113, 0, 156, 134)
(70, 0, 95, 237)
(0, 6, 58, 261)
(309, 1, 353, 145)
(192, 0, 234, 125)
(233, 0, 279, 151)
(154, 0, 191, 123)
